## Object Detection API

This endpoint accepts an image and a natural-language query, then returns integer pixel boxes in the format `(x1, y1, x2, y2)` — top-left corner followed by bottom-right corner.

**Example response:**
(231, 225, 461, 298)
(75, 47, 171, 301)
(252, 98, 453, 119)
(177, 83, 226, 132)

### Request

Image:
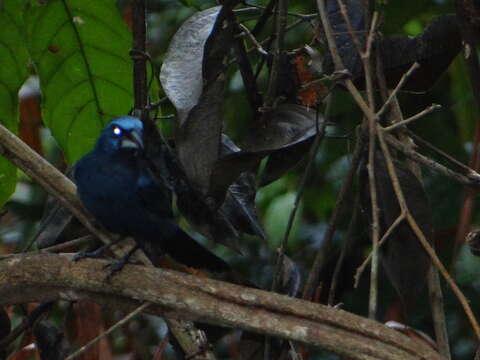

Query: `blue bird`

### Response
(74, 116, 229, 274)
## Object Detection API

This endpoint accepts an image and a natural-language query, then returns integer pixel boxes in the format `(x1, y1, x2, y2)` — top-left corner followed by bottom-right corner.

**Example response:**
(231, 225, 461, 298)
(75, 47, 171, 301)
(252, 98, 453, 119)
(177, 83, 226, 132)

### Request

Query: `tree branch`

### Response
(0, 253, 443, 360)
(132, 0, 148, 114)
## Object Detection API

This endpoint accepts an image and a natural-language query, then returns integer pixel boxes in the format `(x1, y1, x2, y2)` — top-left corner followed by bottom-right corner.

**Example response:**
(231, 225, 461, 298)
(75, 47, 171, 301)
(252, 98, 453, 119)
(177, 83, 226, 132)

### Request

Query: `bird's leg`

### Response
(104, 244, 140, 281)
(73, 237, 123, 262)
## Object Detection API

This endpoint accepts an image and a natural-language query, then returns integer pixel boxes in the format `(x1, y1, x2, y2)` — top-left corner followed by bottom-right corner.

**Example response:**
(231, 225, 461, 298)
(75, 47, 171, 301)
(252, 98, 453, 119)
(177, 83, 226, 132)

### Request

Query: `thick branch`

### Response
(0, 254, 443, 360)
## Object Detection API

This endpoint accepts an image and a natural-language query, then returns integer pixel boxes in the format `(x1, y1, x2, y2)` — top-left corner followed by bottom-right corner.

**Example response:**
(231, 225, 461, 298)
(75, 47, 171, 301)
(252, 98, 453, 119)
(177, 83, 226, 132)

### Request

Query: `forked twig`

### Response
(377, 128, 480, 339)
(354, 212, 406, 288)
(384, 104, 441, 132)
(376, 62, 420, 119)
(317, 0, 480, 339)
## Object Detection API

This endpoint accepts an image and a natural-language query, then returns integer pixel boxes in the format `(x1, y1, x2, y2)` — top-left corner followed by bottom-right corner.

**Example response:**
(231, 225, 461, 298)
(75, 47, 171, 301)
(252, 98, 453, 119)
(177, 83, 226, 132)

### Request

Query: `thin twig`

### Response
(367, 113, 379, 319)
(306, 0, 373, 305)
(328, 195, 360, 305)
(251, 0, 276, 36)
(268, 0, 292, 293)
(358, 6, 380, 321)
(39, 235, 96, 253)
(238, 23, 269, 56)
(243, 2, 316, 20)
(273, 105, 328, 293)
(377, 127, 480, 340)
(428, 266, 451, 359)
(261, 0, 288, 112)
(354, 212, 406, 288)
(335, 0, 380, 318)
(65, 302, 151, 360)
(267, 105, 328, 360)
(132, 0, 147, 115)
(453, 0, 480, 265)
(384, 104, 441, 132)
(232, 22, 264, 119)
(407, 131, 477, 175)
(335, 0, 365, 59)
(300, 75, 331, 89)
(384, 133, 480, 187)
(375, 62, 420, 119)
(316, 0, 374, 119)
(303, 129, 364, 300)
(234, 17, 309, 69)
(0, 302, 53, 348)
(364, 12, 378, 59)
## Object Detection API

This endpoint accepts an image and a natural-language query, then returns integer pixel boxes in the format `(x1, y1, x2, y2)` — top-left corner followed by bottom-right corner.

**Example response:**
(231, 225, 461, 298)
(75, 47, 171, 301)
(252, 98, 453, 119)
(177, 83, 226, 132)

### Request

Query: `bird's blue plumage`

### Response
(74, 116, 228, 271)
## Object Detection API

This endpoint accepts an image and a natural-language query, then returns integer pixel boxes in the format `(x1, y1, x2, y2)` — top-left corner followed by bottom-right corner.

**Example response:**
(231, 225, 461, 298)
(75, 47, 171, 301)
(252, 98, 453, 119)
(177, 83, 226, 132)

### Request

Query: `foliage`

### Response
(1, 0, 480, 359)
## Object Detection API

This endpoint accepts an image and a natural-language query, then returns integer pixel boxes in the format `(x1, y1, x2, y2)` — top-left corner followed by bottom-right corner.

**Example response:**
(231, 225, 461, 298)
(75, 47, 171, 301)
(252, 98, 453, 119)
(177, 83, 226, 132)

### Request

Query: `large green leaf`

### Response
(24, 0, 133, 162)
(0, 0, 30, 206)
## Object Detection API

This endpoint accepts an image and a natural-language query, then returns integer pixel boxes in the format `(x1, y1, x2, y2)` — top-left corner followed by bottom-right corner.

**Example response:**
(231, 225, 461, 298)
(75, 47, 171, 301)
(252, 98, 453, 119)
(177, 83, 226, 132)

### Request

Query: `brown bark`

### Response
(0, 253, 442, 360)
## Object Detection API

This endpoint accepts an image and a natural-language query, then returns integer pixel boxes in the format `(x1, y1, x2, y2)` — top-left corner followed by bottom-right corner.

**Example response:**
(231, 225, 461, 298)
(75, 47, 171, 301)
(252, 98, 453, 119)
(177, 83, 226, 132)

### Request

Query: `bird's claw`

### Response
(73, 248, 104, 262)
(102, 258, 130, 281)
(73, 243, 113, 262)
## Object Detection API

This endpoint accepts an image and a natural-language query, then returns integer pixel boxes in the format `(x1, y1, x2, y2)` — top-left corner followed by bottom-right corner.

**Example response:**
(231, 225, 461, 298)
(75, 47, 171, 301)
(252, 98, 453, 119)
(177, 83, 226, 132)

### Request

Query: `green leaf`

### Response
(24, 0, 134, 163)
(0, 0, 30, 207)
(264, 192, 303, 249)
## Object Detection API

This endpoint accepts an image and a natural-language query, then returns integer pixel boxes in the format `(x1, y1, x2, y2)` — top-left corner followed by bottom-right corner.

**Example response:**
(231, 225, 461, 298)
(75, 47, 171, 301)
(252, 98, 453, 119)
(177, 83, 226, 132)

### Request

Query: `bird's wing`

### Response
(136, 168, 174, 219)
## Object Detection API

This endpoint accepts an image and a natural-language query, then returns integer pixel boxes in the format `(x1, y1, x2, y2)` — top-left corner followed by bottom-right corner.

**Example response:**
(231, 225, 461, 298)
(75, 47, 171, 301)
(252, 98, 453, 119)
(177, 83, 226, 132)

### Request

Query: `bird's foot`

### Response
(73, 237, 124, 262)
(103, 258, 130, 281)
(103, 245, 140, 281)
(73, 243, 111, 262)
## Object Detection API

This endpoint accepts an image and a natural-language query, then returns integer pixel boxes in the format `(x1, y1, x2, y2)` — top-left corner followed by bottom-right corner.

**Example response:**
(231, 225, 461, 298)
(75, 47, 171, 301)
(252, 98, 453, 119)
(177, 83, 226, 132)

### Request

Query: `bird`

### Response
(73, 116, 230, 275)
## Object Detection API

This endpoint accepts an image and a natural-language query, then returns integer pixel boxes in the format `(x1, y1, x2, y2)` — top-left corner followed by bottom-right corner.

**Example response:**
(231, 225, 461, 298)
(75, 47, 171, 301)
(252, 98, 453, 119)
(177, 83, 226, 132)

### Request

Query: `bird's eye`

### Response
(112, 126, 122, 136)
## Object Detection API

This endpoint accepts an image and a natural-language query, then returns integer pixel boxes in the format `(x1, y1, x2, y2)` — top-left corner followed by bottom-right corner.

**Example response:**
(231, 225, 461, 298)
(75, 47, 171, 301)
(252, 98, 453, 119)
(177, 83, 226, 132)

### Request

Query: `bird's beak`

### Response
(121, 130, 144, 149)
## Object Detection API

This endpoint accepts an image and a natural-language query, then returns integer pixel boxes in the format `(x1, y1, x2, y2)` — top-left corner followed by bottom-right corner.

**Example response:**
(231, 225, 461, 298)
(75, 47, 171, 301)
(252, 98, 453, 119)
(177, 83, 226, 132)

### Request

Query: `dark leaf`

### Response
(379, 15, 461, 92)
(212, 104, 319, 197)
(162, 3, 259, 251)
(33, 322, 68, 360)
(210, 148, 269, 202)
(278, 254, 302, 297)
(177, 135, 264, 250)
(323, 0, 461, 91)
(216, 135, 264, 239)
(360, 151, 433, 311)
(177, 79, 226, 194)
(177, 189, 243, 251)
(221, 170, 265, 240)
(247, 104, 318, 152)
(161, 4, 238, 197)
(260, 136, 315, 187)
(323, 0, 365, 77)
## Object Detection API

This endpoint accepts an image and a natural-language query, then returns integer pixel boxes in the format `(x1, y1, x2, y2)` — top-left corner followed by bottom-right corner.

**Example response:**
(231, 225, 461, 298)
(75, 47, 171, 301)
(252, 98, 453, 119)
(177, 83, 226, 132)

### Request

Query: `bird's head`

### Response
(95, 116, 144, 154)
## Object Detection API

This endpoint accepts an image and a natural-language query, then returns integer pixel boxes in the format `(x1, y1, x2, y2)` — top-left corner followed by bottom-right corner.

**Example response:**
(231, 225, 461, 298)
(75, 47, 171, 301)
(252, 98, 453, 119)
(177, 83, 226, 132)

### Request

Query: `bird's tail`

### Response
(137, 221, 231, 274)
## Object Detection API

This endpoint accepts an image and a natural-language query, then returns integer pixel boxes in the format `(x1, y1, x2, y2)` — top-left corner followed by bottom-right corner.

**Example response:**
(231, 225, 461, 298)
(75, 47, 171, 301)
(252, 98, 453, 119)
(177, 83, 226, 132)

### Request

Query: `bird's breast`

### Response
(75, 154, 144, 235)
